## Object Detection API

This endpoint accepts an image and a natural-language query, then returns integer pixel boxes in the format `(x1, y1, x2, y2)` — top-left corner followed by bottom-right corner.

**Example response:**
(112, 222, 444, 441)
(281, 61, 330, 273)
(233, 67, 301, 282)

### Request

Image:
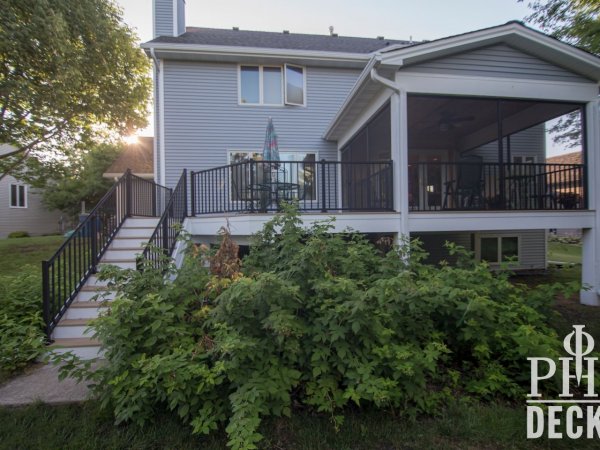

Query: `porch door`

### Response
(408, 151, 448, 211)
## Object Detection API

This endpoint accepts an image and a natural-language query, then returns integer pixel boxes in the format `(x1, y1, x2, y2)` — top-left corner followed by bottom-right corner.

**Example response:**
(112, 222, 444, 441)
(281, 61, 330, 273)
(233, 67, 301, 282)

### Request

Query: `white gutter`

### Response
(370, 66, 400, 93)
(142, 42, 371, 64)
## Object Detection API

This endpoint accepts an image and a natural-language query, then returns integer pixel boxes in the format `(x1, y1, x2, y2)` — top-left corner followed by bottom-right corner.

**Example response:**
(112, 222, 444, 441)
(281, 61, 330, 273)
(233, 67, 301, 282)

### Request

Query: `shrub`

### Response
(7, 231, 30, 238)
(57, 207, 574, 450)
(0, 268, 46, 377)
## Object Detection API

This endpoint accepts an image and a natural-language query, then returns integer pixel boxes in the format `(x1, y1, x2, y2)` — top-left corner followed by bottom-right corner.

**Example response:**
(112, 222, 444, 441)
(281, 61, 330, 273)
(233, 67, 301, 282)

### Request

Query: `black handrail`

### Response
(139, 170, 188, 272)
(408, 162, 585, 212)
(42, 170, 173, 339)
(190, 159, 394, 215)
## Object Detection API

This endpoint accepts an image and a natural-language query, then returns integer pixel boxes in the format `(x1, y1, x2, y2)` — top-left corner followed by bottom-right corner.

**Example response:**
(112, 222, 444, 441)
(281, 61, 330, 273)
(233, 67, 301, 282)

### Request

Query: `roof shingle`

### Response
(546, 151, 582, 165)
(148, 27, 413, 54)
(104, 137, 154, 177)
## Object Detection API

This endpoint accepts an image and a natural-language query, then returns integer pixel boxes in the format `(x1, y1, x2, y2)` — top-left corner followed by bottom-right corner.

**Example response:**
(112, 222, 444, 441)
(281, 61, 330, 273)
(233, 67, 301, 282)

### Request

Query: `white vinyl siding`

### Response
(162, 61, 359, 187)
(400, 44, 591, 83)
(414, 230, 546, 270)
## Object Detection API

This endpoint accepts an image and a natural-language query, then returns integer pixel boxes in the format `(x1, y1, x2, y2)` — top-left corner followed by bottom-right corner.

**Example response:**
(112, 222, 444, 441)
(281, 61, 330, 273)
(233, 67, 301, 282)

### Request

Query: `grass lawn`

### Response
(0, 239, 597, 449)
(547, 240, 582, 264)
(1, 400, 596, 450)
(0, 235, 64, 276)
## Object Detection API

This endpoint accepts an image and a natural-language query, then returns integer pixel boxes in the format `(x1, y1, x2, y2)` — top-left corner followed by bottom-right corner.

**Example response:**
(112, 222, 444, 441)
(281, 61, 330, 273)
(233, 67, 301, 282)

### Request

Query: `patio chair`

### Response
(443, 155, 484, 209)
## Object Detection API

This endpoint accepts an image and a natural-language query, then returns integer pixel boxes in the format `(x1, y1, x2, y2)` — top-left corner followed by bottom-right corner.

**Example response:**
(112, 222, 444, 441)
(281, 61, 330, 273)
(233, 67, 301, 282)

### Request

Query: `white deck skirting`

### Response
(184, 209, 595, 241)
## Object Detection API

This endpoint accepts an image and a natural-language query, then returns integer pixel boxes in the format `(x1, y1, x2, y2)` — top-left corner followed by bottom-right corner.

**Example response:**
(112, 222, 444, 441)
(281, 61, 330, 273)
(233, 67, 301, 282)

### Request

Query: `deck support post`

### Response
(581, 99, 600, 306)
(390, 87, 409, 246)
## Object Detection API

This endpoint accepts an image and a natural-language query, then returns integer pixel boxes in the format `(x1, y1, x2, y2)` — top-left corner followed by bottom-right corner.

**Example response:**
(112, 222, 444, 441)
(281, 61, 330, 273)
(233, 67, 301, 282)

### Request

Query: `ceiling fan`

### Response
(436, 111, 475, 132)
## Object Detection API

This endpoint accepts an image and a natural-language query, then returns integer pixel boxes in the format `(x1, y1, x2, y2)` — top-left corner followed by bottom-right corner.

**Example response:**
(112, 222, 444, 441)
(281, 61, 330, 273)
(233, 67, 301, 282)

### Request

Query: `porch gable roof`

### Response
(324, 21, 600, 142)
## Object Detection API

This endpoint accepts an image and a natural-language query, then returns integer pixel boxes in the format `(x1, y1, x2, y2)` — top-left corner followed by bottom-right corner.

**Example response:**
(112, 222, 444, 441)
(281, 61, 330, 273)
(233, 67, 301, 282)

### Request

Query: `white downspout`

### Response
(150, 48, 163, 185)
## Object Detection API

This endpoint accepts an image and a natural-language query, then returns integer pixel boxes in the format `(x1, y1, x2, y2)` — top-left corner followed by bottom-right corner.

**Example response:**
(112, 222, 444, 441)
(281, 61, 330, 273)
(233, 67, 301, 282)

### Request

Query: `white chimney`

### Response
(153, 0, 186, 38)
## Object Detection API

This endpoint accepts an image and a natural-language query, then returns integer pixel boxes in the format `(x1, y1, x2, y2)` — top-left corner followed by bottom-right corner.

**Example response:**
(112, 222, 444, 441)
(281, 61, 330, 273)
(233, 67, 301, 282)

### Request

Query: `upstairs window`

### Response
(239, 65, 305, 106)
(10, 184, 27, 208)
(284, 64, 305, 106)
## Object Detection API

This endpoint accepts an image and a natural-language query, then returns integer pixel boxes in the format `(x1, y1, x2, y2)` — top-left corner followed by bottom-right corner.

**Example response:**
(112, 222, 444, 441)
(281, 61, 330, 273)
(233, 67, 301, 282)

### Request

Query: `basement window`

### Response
(478, 236, 519, 264)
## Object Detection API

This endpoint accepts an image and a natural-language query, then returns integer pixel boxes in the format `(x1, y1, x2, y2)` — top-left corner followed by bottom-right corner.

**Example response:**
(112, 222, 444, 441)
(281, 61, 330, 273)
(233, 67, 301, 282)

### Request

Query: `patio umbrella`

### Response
(262, 117, 280, 162)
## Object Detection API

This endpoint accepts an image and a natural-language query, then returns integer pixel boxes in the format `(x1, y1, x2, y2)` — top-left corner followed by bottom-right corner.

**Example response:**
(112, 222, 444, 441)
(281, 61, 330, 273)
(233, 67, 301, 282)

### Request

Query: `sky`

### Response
(115, 0, 572, 156)
(116, 0, 534, 45)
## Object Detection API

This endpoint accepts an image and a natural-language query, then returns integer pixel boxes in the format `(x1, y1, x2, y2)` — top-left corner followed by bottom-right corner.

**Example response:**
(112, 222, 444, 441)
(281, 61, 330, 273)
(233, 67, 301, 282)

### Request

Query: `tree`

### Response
(523, 0, 599, 149)
(525, 0, 600, 53)
(40, 142, 122, 218)
(0, 0, 151, 180)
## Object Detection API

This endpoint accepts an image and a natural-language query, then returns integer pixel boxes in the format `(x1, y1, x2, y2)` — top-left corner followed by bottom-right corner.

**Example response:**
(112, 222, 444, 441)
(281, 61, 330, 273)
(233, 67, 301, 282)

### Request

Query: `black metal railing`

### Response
(139, 170, 188, 271)
(408, 162, 585, 212)
(42, 170, 173, 339)
(190, 160, 393, 215)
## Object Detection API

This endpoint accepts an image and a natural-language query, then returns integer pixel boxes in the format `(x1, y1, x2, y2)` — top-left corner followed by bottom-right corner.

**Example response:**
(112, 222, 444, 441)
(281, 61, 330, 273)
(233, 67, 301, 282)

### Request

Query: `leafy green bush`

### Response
(7, 231, 30, 238)
(0, 268, 46, 377)
(57, 207, 574, 450)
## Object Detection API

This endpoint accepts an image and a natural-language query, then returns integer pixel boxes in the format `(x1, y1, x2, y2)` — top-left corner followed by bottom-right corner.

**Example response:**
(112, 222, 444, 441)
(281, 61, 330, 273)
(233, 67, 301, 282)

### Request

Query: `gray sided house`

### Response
(0, 145, 63, 239)
(40, 1, 600, 359)
(143, 0, 600, 304)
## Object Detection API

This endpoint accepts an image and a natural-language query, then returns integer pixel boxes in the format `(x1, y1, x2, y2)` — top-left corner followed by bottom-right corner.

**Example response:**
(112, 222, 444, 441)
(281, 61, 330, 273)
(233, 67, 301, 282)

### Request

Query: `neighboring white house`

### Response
(141, 1, 600, 306)
(0, 145, 63, 238)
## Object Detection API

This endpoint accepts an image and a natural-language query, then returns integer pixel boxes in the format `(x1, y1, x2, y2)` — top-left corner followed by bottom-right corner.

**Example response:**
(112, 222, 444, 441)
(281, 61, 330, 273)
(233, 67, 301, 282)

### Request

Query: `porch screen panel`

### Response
(340, 103, 391, 210)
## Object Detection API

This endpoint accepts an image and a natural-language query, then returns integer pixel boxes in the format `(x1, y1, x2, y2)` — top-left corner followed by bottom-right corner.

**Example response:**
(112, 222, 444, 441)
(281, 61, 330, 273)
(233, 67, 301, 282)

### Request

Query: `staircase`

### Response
(49, 217, 159, 359)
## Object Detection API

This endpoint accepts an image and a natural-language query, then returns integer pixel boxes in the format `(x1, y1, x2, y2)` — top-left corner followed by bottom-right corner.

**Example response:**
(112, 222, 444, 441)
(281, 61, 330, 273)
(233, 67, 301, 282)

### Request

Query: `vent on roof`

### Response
(377, 36, 384, 40)
(331, 33, 338, 37)
(232, 26, 239, 31)
(283, 30, 289, 34)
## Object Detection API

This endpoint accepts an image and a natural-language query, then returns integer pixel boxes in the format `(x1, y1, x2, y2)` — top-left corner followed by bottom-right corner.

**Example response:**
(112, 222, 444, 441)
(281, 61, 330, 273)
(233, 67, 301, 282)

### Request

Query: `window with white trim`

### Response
(284, 64, 305, 106)
(478, 236, 519, 264)
(512, 155, 537, 163)
(239, 65, 305, 106)
(228, 151, 316, 201)
(9, 184, 27, 208)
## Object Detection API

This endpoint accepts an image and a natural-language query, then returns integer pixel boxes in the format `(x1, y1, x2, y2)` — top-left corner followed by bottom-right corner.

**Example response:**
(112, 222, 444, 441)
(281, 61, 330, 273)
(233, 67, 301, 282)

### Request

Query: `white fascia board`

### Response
(323, 56, 385, 141)
(187, 212, 401, 237)
(141, 42, 370, 67)
(380, 23, 600, 81)
(409, 210, 595, 233)
(394, 72, 598, 102)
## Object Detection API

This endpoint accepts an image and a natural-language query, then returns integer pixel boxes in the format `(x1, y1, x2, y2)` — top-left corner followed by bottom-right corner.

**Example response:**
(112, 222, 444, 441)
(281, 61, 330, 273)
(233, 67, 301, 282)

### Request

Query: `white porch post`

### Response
(581, 99, 600, 306)
(390, 90, 409, 244)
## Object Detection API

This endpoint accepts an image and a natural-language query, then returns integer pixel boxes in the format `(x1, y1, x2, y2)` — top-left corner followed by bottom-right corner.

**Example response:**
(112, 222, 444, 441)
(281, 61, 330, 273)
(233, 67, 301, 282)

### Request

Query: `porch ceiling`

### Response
(408, 96, 580, 152)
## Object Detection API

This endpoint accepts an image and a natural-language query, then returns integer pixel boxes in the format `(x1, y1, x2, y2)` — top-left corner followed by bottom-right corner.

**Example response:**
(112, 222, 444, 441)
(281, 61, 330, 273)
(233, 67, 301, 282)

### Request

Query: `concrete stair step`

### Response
(53, 319, 95, 339)
(66, 302, 108, 319)
(117, 227, 155, 238)
(110, 238, 148, 250)
(76, 289, 115, 302)
(104, 249, 142, 260)
(85, 276, 110, 288)
(49, 338, 103, 360)
(125, 218, 160, 228)
(98, 260, 137, 270)
(80, 285, 115, 292)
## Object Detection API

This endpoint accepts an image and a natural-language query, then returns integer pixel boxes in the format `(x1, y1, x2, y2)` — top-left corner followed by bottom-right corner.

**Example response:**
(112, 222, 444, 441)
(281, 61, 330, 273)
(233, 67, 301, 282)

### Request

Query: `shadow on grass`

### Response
(2, 401, 599, 450)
